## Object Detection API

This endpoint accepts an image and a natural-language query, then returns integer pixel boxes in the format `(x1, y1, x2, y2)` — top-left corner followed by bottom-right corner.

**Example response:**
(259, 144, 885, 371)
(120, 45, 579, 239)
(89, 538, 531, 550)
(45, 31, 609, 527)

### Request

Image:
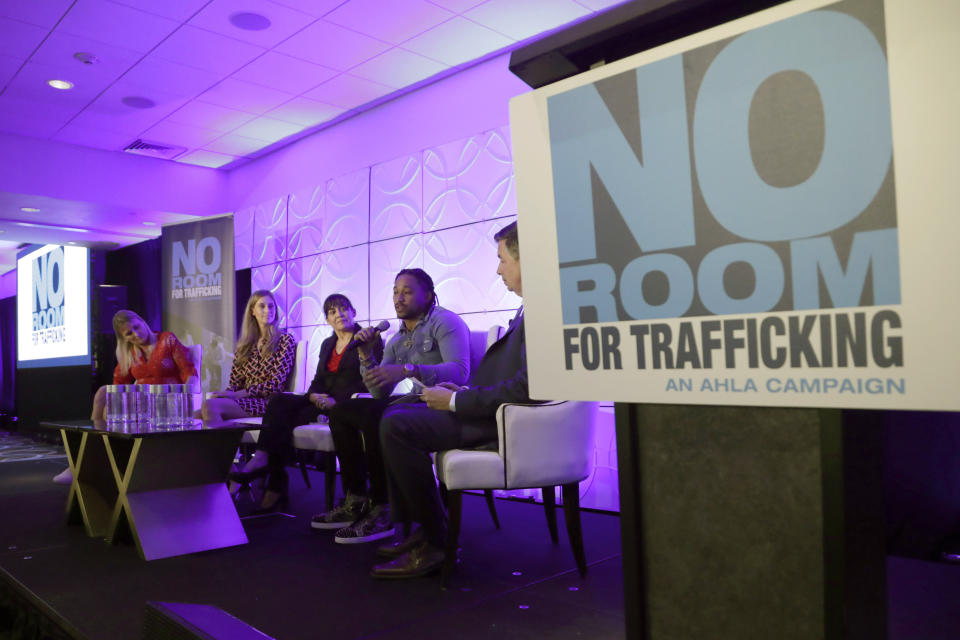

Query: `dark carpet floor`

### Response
(0, 456, 625, 639)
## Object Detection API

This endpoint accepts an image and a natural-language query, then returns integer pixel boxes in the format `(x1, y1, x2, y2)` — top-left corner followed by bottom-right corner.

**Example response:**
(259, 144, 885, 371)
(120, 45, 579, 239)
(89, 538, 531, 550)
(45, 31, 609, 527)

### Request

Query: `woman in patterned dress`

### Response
(200, 290, 296, 423)
(228, 293, 383, 512)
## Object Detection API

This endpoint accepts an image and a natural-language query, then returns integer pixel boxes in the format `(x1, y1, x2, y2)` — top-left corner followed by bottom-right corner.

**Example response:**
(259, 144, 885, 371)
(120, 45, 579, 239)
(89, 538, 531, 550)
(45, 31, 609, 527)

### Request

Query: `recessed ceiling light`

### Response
(142, 221, 157, 226)
(68, 241, 77, 245)
(230, 11, 271, 31)
(47, 79, 74, 90)
(122, 96, 156, 109)
(20, 207, 40, 213)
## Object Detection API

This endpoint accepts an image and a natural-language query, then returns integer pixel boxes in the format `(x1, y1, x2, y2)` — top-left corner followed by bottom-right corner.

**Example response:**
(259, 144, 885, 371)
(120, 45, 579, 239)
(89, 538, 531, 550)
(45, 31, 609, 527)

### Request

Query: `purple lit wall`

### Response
(0, 271, 14, 299)
(228, 56, 618, 510)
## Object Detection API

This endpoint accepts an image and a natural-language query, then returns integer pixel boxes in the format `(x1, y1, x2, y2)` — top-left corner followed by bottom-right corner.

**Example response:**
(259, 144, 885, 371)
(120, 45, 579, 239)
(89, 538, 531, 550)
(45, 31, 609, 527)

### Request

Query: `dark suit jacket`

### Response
(455, 313, 536, 426)
(307, 325, 384, 403)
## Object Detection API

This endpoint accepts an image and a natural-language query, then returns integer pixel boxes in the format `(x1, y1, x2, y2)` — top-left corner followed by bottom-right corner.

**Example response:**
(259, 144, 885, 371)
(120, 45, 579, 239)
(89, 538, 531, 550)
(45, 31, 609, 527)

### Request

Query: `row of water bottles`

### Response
(105, 384, 195, 426)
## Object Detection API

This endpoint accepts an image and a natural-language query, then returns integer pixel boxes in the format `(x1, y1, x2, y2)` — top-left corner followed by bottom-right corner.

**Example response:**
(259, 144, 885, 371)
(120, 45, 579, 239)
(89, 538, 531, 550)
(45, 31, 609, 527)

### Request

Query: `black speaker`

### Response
(142, 601, 273, 640)
(95, 284, 127, 334)
(235, 268, 251, 338)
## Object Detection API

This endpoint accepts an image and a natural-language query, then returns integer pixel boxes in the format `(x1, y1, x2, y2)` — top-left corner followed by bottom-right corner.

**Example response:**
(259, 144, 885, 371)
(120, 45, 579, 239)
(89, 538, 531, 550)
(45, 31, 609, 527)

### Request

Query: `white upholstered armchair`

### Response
(434, 396, 598, 585)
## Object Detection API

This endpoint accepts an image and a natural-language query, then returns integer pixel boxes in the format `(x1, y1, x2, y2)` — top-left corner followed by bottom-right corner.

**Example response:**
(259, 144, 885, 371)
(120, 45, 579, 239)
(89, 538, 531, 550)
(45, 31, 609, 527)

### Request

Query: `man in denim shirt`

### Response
(311, 268, 470, 544)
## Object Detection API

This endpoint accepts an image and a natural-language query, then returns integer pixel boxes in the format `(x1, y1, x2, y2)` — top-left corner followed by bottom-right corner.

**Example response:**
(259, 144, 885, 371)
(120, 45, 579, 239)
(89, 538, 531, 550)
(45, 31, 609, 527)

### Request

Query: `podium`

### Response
(615, 405, 885, 638)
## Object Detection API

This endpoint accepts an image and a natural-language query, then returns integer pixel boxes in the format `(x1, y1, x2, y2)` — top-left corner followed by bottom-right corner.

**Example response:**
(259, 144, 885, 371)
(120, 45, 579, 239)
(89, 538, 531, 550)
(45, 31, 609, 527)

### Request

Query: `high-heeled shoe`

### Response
(228, 465, 269, 483)
(252, 489, 289, 514)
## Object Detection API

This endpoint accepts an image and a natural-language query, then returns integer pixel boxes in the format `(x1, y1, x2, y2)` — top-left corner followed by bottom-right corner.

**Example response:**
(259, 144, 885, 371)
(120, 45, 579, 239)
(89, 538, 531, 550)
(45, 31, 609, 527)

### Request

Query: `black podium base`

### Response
(616, 404, 886, 639)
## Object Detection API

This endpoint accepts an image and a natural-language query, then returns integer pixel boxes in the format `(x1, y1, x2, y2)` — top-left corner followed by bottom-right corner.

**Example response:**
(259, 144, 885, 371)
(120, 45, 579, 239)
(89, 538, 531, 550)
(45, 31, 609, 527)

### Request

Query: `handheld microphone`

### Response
(347, 320, 389, 350)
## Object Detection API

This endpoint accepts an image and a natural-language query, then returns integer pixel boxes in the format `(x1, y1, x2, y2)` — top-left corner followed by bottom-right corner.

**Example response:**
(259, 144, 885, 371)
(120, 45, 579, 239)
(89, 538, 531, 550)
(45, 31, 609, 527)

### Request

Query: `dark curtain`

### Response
(0, 296, 15, 416)
(105, 238, 162, 330)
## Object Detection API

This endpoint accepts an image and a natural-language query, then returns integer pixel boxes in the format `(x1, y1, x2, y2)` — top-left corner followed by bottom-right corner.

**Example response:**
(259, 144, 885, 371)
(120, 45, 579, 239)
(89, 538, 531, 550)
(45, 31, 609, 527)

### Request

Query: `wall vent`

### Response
(123, 139, 186, 159)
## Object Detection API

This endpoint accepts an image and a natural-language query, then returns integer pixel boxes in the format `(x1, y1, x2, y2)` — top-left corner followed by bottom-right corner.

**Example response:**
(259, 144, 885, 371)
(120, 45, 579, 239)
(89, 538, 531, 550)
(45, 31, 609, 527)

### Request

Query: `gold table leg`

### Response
(61, 429, 119, 538)
(102, 430, 248, 561)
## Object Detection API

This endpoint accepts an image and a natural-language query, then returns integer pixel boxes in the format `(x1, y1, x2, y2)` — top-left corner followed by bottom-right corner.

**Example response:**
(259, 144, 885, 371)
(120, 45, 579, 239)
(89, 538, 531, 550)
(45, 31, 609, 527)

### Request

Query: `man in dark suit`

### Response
(371, 221, 534, 579)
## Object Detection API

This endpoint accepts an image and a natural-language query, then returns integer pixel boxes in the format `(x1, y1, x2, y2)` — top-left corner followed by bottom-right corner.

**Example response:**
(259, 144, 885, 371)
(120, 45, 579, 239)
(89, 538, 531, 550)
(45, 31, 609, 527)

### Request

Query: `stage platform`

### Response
(2, 430, 959, 639)
(0, 431, 625, 639)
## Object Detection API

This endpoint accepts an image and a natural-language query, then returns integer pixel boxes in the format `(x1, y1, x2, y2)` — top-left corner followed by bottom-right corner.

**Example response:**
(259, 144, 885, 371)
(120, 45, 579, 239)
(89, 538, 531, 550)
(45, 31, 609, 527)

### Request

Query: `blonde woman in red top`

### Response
(90, 309, 200, 418)
(54, 310, 199, 484)
(200, 290, 296, 423)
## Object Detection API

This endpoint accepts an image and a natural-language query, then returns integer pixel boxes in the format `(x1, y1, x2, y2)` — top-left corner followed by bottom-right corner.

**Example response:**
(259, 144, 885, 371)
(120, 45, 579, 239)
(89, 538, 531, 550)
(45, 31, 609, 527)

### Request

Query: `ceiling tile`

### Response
(108, 0, 211, 22)
(202, 133, 269, 156)
(425, 0, 487, 13)
(143, 119, 222, 147)
(231, 116, 305, 142)
(0, 54, 22, 89)
(0, 108, 72, 138)
(303, 73, 392, 110)
(57, 0, 180, 53)
(2, 59, 111, 107)
(177, 149, 236, 168)
(122, 55, 222, 98)
(198, 78, 294, 113)
(349, 48, 448, 89)
(70, 108, 148, 136)
(79, 82, 190, 134)
(231, 51, 338, 94)
(53, 120, 141, 151)
(0, 94, 79, 135)
(0, 16, 49, 58)
(0, 0, 73, 28)
(265, 96, 344, 126)
(325, 0, 453, 45)
(189, 0, 317, 48)
(464, 0, 590, 41)
(96, 80, 192, 116)
(265, 0, 345, 18)
(165, 100, 258, 132)
(29, 31, 142, 82)
(152, 24, 266, 75)
(402, 16, 512, 66)
(275, 19, 390, 71)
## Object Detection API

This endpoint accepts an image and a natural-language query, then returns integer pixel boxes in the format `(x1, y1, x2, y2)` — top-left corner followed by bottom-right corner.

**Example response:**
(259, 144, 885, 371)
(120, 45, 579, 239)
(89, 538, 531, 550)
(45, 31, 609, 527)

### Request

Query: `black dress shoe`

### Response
(376, 527, 425, 558)
(371, 541, 444, 579)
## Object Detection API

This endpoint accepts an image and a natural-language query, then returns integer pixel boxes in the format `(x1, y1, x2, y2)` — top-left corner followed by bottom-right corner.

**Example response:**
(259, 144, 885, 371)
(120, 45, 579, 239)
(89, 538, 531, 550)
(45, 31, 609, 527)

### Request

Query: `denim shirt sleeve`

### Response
(415, 308, 470, 386)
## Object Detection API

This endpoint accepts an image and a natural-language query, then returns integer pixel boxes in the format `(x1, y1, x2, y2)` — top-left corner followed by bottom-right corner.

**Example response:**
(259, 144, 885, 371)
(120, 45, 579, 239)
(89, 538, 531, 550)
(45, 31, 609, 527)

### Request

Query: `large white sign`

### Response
(16, 244, 90, 368)
(513, 0, 960, 409)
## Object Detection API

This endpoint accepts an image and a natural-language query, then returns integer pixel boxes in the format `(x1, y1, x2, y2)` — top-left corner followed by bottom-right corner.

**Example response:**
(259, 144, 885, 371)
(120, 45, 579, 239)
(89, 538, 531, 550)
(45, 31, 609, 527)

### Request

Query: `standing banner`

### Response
(512, 0, 960, 409)
(161, 217, 234, 395)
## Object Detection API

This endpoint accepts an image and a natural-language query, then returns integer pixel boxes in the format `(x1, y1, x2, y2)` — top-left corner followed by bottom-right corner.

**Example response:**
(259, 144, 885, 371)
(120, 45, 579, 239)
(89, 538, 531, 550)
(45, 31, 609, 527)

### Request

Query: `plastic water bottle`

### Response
(166, 385, 184, 426)
(105, 385, 121, 423)
(136, 384, 149, 424)
(120, 384, 139, 423)
(180, 385, 194, 425)
(147, 384, 169, 426)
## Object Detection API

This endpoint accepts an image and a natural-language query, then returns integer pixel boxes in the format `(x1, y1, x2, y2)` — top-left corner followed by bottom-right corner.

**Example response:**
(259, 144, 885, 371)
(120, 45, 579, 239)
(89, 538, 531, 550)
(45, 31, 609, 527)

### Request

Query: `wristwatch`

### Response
(402, 363, 415, 378)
